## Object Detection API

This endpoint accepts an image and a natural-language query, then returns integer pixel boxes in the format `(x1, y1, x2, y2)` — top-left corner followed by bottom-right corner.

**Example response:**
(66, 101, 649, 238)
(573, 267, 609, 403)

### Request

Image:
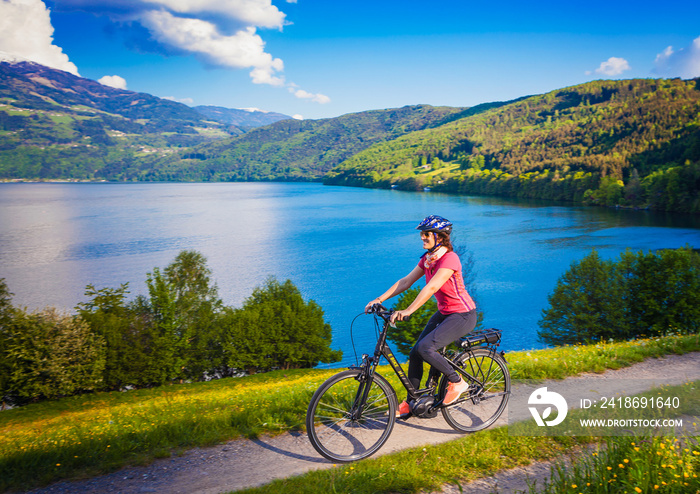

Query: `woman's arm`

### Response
(390, 267, 454, 323)
(365, 265, 424, 312)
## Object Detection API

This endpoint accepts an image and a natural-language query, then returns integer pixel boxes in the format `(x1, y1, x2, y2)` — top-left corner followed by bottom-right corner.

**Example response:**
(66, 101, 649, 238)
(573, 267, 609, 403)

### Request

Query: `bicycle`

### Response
(306, 304, 511, 462)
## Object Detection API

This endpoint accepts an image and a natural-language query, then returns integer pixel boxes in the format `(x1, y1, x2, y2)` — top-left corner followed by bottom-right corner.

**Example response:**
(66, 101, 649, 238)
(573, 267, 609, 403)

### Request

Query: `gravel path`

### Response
(26, 352, 700, 494)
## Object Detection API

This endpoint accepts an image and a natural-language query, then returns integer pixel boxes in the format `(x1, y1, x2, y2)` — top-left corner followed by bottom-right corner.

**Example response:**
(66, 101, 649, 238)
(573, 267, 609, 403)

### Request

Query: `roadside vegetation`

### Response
(0, 332, 698, 492)
(0, 250, 341, 406)
(1, 246, 699, 492)
(529, 433, 700, 494)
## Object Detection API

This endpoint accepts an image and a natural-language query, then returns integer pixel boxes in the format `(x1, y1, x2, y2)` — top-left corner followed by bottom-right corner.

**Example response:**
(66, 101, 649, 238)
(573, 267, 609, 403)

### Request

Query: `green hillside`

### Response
(141, 104, 479, 181)
(2, 63, 699, 213)
(325, 78, 700, 212)
(0, 61, 239, 180)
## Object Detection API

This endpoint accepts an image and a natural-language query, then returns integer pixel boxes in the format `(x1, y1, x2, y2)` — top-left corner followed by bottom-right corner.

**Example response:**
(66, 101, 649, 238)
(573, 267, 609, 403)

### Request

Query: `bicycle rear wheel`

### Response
(306, 369, 397, 462)
(440, 347, 510, 432)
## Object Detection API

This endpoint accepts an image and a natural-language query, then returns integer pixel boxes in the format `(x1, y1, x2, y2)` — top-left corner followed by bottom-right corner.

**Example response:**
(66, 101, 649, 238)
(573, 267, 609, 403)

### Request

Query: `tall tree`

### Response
(146, 250, 224, 381)
(225, 277, 341, 372)
(538, 250, 626, 345)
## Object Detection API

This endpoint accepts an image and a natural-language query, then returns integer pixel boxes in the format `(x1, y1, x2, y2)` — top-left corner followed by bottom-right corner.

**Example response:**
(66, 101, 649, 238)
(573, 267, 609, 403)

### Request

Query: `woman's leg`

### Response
(414, 310, 477, 383)
(407, 311, 446, 391)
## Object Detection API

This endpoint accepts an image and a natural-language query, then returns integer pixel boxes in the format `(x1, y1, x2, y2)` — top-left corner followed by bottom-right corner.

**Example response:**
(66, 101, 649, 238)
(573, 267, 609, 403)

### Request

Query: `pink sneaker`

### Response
(443, 378, 469, 405)
(396, 400, 410, 417)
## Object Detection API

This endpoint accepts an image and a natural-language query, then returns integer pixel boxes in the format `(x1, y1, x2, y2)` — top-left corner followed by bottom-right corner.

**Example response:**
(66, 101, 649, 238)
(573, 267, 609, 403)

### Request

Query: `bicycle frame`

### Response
(306, 306, 510, 462)
(358, 306, 503, 411)
(355, 308, 430, 402)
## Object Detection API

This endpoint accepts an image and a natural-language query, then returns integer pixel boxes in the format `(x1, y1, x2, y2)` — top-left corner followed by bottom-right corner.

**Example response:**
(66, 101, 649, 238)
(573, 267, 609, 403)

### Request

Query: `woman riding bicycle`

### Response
(365, 215, 477, 416)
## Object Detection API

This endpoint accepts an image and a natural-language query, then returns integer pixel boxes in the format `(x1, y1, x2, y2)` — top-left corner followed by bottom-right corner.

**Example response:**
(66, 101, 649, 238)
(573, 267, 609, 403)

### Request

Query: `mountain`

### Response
(142, 104, 482, 181)
(324, 78, 700, 212)
(0, 60, 240, 179)
(193, 105, 291, 129)
(1, 59, 698, 212)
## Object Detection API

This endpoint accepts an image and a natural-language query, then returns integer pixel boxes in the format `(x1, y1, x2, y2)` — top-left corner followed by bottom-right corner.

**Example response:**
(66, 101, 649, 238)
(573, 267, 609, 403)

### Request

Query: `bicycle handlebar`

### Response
(368, 303, 411, 322)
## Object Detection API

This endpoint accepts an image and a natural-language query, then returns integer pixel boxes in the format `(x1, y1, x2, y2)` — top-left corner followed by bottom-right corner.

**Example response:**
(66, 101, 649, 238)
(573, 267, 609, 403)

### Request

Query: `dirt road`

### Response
(28, 352, 700, 494)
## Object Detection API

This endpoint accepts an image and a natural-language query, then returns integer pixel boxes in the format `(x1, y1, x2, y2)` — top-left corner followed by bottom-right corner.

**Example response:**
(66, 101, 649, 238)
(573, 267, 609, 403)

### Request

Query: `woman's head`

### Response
(416, 215, 453, 252)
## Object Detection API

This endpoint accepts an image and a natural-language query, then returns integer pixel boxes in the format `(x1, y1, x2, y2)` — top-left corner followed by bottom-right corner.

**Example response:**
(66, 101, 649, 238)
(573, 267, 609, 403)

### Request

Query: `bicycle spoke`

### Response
(442, 348, 510, 433)
(307, 371, 396, 462)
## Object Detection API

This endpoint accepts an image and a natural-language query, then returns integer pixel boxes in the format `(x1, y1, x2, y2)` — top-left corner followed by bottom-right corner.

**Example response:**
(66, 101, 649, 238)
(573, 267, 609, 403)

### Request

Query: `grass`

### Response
(236, 430, 588, 494)
(1, 333, 699, 492)
(529, 435, 700, 493)
(235, 380, 700, 494)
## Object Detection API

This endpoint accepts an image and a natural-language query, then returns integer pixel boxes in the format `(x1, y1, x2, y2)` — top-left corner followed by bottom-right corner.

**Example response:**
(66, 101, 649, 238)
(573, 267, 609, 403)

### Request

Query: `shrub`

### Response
(224, 277, 342, 372)
(1, 308, 105, 401)
(538, 247, 700, 345)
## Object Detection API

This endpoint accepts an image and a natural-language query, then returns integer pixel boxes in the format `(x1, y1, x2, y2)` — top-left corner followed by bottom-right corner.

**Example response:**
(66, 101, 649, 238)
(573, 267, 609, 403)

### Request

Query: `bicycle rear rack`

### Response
(459, 328, 502, 349)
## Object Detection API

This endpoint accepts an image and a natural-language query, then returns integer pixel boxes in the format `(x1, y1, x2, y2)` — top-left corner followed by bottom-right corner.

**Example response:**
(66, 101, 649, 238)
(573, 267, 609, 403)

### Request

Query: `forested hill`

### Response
(192, 105, 291, 129)
(0, 60, 247, 178)
(1, 61, 699, 212)
(141, 104, 477, 181)
(326, 78, 700, 213)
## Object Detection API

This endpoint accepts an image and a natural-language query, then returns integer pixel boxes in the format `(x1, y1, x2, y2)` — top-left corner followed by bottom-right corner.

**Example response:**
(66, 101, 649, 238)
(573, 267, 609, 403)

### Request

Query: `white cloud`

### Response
(144, 0, 287, 29)
(98, 75, 127, 89)
(239, 107, 269, 113)
(0, 0, 79, 75)
(593, 57, 631, 76)
(54, 0, 287, 29)
(52, 0, 330, 103)
(291, 88, 331, 104)
(140, 10, 285, 86)
(654, 36, 700, 78)
(163, 96, 194, 104)
(292, 114, 304, 120)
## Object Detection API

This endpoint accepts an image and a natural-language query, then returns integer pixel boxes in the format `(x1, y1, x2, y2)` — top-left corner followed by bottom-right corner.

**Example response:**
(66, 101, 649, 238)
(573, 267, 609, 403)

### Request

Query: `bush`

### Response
(538, 247, 700, 345)
(77, 284, 162, 389)
(1, 307, 105, 401)
(2, 253, 344, 403)
(224, 277, 342, 372)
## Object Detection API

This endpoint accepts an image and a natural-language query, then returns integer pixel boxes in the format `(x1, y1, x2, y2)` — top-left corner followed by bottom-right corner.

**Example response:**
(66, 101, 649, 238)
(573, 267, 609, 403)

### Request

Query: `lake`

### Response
(1, 182, 699, 368)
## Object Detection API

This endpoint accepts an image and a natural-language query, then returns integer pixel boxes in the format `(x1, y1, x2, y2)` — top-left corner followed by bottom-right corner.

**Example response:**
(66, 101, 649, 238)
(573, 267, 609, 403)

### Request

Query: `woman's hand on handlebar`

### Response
(390, 309, 412, 324)
(364, 299, 383, 313)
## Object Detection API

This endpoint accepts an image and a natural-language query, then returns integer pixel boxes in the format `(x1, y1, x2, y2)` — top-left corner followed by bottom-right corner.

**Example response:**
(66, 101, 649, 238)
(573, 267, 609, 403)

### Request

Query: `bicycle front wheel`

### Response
(440, 347, 510, 432)
(306, 369, 397, 462)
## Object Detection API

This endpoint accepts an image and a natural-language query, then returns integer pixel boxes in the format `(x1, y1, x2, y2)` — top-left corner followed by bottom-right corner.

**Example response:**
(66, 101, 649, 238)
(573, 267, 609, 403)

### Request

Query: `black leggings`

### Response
(407, 310, 477, 392)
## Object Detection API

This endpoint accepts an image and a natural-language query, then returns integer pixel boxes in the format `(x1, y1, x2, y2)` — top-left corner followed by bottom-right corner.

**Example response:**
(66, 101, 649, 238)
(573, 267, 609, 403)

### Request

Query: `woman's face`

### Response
(420, 231, 436, 250)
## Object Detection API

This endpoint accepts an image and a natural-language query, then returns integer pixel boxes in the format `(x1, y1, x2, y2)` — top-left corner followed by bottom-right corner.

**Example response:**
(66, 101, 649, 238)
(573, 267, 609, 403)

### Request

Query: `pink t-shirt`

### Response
(418, 251, 476, 314)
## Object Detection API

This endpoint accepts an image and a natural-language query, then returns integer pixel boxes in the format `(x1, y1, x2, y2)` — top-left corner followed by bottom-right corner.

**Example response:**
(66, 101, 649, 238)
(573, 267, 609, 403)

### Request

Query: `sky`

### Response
(0, 0, 699, 120)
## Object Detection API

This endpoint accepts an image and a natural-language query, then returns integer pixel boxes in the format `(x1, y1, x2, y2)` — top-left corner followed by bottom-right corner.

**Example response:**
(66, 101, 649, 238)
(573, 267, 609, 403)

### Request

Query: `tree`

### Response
(538, 247, 700, 346)
(146, 250, 225, 381)
(225, 277, 341, 372)
(620, 247, 700, 336)
(77, 283, 162, 389)
(1, 308, 105, 401)
(623, 168, 644, 206)
(538, 250, 626, 345)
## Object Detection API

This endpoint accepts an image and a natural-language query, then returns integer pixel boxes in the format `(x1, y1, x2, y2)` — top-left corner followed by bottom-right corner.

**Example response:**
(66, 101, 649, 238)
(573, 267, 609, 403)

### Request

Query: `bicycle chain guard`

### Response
(409, 395, 438, 418)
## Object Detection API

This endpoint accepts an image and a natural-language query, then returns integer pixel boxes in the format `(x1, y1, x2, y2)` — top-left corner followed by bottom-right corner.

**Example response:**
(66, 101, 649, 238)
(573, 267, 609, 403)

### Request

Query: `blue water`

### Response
(1, 182, 699, 368)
